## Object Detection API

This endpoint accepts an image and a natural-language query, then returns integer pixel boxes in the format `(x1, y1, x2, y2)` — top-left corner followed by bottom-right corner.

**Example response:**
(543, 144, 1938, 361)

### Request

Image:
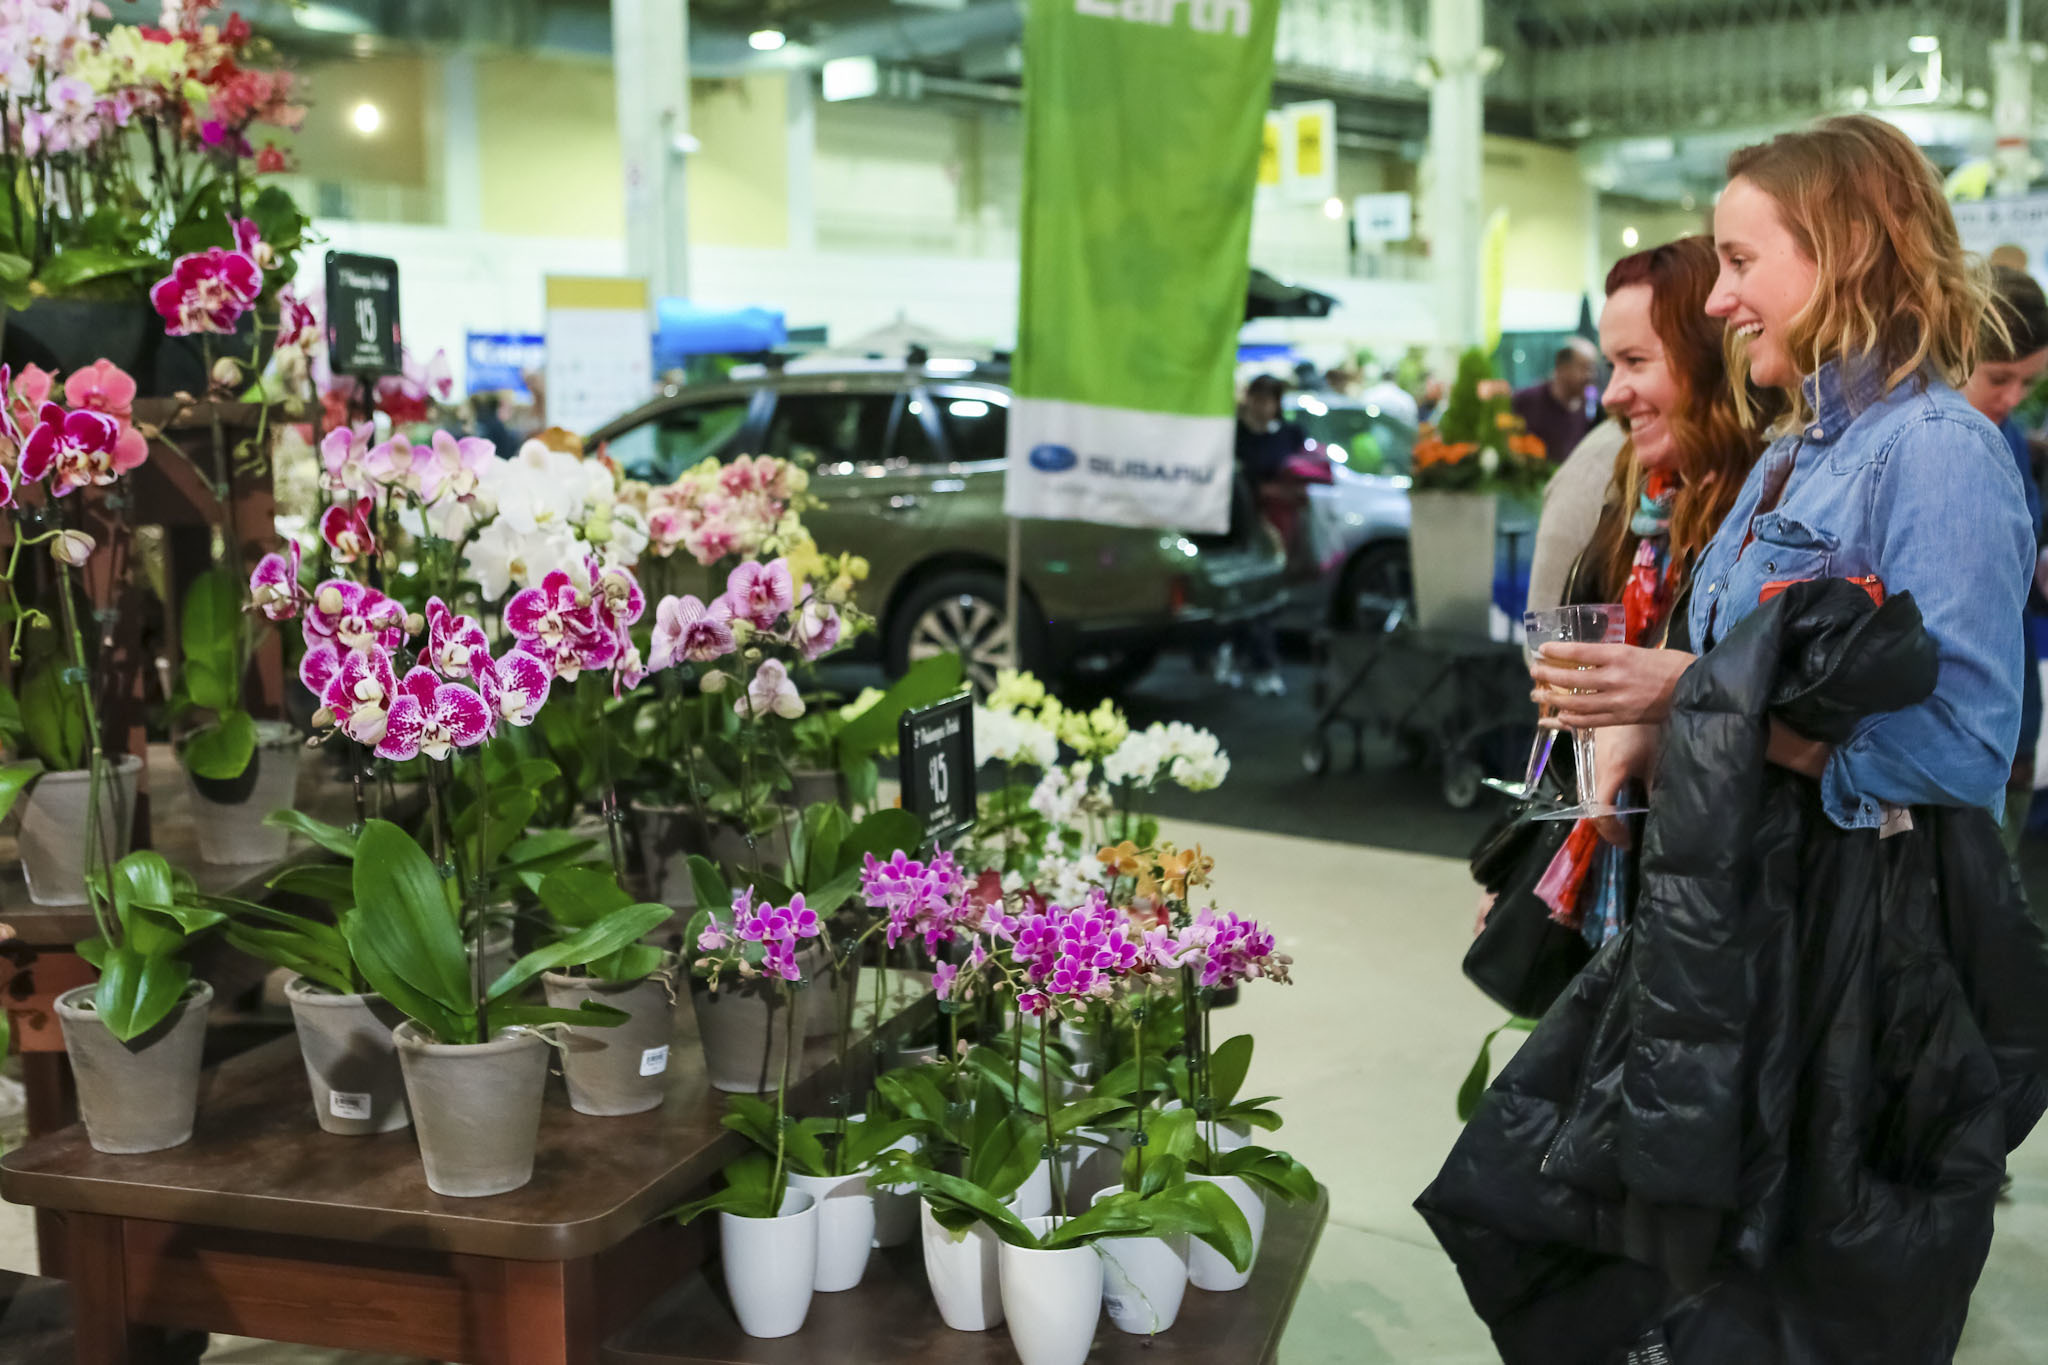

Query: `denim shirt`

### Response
(1687, 356, 2032, 829)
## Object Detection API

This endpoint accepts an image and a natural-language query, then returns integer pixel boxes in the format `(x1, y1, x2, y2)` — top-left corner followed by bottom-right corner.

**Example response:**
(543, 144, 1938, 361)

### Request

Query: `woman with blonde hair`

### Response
(1422, 115, 2048, 1364)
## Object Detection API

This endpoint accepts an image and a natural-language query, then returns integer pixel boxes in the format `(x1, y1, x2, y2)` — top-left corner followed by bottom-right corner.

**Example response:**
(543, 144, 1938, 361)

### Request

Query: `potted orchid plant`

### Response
(1, 360, 152, 906)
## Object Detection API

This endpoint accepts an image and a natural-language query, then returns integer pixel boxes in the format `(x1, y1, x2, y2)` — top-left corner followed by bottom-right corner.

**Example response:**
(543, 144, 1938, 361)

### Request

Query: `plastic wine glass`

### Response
(1522, 603, 1648, 822)
(1480, 614, 1567, 804)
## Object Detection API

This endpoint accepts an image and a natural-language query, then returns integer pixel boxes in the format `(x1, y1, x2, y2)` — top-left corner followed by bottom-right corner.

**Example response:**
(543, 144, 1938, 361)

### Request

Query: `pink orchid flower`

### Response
(737, 658, 804, 721)
(320, 646, 398, 746)
(647, 593, 735, 672)
(724, 558, 794, 631)
(413, 429, 492, 504)
(150, 243, 262, 336)
(320, 423, 376, 494)
(593, 560, 647, 633)
(477, 649, 553, 730)
(19, 403, 125, 497)
(11, 364, 55, 425)
(248, 540, 305, 621)
(503, 568, 617, 681)
(319, 496, 376, 564)
(379, 667, 491, 761)
(62, 359, 137, 422)
(362, 435, 415, 487)
(0, 461, 11, 510)
(424, 597, 490, 680)
(304, 580, 406, 653)
(794, 595, 842, 661)
(300, 641, 342, 699)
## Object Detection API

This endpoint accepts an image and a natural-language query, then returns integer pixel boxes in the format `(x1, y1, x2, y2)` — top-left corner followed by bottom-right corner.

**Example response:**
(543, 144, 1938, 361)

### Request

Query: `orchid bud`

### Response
(729, 619, 755, 645)
(210, 355, 244, 389)
(311, 706, 334, 727)
(573, 586, 591, 607)
(404, 612, 425, 636)
(49, 530, 96, 566)
(316, 585, 345, 616)
(700, 669, 730, 694)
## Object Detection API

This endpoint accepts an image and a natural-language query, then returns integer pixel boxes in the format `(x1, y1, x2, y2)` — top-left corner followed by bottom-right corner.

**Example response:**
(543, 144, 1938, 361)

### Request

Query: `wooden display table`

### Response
(603, 1184, 1329, 1365)
(1, 990, 934, 1365)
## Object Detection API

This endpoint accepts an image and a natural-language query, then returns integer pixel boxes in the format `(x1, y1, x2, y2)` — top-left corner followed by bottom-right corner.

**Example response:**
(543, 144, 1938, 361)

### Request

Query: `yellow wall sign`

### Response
(1294, 107, 1326, 179)
(1280, 99, 1336, 203)
(1259, 111, 1283, 188)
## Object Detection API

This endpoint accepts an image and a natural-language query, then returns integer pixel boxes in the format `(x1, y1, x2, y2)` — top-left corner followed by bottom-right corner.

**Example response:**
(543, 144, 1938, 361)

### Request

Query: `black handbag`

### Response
(1462, 798, 1592, 1019)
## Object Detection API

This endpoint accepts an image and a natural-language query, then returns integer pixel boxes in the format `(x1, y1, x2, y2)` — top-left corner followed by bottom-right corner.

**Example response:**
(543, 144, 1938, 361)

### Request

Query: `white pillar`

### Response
(1427, 0, 1485, 348)
(1991, 0, 2036, 199)
(612, 0, 691, 301)
(787, 70, 817, 254)
(438, 52, 482, 231)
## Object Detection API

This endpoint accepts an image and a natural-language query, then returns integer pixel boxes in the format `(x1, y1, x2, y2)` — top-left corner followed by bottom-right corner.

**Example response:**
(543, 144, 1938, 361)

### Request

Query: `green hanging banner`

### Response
(1004, 0, 1281, 534)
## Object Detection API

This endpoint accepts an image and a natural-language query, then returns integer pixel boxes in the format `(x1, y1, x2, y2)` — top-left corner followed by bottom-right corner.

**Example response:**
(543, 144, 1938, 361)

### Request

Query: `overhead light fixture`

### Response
(822, 55, 881, 102)
(749, 28, 787, 51)
(1621, 225, 1640, 248)
(1323, 197, 1345, 220)
(351, 101, 381, 135)
(1908, 34, 1939, 53)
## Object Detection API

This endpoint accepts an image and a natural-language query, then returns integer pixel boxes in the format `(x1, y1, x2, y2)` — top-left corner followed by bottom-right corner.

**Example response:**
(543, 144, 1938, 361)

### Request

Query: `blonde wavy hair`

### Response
(1724, 114, 1999, 426)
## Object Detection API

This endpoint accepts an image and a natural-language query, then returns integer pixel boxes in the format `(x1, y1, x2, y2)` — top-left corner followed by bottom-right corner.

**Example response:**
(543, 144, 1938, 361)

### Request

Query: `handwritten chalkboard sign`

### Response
(324, 251, 402, 377)
(898, 691, 976, 845)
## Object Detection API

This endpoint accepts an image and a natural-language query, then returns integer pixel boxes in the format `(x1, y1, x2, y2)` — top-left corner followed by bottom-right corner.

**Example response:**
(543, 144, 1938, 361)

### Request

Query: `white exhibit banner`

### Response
(543, 275, 653, 438)
(1003, 396, 1234, 534)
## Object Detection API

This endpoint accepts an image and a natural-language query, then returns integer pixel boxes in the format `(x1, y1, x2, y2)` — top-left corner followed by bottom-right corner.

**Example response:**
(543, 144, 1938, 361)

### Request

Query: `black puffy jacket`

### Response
(1417, 579, 2048, 1365)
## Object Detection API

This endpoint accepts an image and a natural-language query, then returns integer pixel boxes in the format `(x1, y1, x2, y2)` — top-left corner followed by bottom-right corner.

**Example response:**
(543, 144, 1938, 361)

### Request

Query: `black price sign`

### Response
(323, 250, 402, 377)
(898, 691, 976, 845)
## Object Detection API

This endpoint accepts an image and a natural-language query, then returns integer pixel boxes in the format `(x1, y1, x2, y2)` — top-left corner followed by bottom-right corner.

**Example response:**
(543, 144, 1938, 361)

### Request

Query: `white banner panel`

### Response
(1004, 397, 1234, 534)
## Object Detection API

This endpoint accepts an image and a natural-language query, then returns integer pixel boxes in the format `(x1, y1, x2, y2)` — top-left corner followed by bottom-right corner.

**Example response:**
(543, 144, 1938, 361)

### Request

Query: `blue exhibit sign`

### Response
(466, 332, 547, 400)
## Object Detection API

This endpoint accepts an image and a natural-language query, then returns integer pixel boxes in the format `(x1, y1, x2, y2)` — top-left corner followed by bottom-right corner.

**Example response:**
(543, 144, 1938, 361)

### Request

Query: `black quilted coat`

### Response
(1417, 580, 2048, 1365)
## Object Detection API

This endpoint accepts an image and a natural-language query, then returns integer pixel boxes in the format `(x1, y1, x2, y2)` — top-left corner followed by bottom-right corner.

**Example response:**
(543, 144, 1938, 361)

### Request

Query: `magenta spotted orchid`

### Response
(248, 541, 306, 622)
(319, 495, 377, 564)
(318, 645, 399, 747)
(379, 667, 492, 761)
(424, 596, 490, 681)
(304, 580, 406, 653)
(149, 226, 263, 337)
(503, 564, 619, 681)
(647, 593, 736, 672)
(793, 594, 843, 662)
(477, 649, 553, 729)
(18, 402, 142, 496)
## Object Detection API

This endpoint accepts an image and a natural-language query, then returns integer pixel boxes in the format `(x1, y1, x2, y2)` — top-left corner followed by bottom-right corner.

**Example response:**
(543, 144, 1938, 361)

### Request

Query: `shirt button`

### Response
(1765, 559, 1776, 572)
(1708, 582, 1719, 594)
(1808, 426, 1824, 439)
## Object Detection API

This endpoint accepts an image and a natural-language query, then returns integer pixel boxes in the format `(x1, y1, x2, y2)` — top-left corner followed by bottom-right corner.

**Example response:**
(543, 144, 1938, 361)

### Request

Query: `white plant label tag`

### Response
(639, 1045, 670, 1077)
(329, 1091, 372, 1121)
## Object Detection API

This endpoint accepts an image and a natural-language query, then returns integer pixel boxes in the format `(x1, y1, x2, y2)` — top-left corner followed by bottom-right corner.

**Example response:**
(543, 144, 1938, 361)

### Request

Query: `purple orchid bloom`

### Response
(378, 667, 491, 761)
(248, 541, 305, 622)
(477, 649, 554, 730)
(18, 403, 124, 497)
(723, 558, 794, 631)
(320, 646, 399, 746)
(424, 596, 490, 680)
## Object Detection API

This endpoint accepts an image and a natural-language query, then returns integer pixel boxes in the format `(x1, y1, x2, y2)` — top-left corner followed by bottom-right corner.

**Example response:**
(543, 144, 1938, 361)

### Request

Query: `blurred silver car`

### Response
(1284, 392, 1416, 630)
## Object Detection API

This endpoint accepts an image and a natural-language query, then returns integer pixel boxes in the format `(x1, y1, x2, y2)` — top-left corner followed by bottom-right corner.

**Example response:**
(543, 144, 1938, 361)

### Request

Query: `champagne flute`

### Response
(1481, 611, 1567, 803)
(1521, 603, 1648, 822)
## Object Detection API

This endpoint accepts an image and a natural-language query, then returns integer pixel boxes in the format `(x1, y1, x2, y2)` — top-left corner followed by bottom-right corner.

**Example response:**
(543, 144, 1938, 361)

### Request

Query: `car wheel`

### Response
(886, 570, 1046, 693)
(1331, 541, 1414, 632)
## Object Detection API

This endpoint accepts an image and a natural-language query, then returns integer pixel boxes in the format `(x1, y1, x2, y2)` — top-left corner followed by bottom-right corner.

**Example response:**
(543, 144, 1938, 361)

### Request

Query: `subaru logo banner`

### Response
(1001, 0, 1279, 536)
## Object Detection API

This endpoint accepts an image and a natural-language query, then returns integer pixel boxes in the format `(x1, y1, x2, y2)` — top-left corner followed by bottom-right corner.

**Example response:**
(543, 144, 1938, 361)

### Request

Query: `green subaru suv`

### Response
(590, 360, 1287, 692)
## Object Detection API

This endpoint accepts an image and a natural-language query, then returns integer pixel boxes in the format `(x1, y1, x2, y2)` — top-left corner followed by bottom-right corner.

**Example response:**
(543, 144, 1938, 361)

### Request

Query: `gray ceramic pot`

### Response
(630, 800, 711, 911)
(393, 1022, 550, 1197)
(689, 974, 807, 1094)
(787, 768, 845, 810)
(55, 980, 213, 1154)
(541, 972, 677, 1116)
(285, 976, 410, 1135)
(799, 945, 854, 1040)
(185, 721, 304, 865)
(19, 755, 143, 906)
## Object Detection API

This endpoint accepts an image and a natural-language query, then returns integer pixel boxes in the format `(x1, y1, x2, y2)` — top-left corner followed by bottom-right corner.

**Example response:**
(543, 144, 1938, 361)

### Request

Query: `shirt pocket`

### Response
(1747, 512, 1836, 588)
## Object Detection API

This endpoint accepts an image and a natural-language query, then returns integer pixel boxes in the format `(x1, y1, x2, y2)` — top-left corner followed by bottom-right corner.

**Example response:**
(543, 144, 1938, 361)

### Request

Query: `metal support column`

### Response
(611, 0, 692, 302)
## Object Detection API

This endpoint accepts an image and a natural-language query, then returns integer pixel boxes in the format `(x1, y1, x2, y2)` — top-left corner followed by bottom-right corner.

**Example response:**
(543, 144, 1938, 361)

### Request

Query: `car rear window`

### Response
(766, 393, 894, 469)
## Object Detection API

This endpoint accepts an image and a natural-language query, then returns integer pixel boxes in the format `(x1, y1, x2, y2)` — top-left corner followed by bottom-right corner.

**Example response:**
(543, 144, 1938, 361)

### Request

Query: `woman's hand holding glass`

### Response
(1530, 643, 1696, 730)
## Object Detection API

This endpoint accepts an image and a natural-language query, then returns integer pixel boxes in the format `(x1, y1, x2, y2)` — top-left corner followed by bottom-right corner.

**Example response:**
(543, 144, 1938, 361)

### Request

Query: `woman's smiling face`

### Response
(1706, 175, 1820, 389)
(1599, 282, 1681, 473)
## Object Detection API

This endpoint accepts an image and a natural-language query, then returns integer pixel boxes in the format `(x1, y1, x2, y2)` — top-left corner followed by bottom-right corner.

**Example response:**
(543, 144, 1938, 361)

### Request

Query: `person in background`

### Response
(1362, 365, 1422, 426)
(1214, 374, 1299, 696)
(472, 390, 523, 460)
(1960, 264, 2048, 855)
(1511, 338, 1598, 464)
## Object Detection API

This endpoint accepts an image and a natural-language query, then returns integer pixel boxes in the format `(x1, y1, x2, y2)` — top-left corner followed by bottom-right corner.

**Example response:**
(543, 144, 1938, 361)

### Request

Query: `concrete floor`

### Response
(2, 812, 2043, 1362)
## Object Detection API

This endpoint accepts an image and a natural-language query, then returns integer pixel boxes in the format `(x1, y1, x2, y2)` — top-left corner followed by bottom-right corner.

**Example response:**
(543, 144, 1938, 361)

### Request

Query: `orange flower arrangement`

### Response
(1411, 346, 1556, 497)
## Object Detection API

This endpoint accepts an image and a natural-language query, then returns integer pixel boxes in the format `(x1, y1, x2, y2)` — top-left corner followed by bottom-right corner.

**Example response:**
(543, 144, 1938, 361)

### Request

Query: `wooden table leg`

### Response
(472, 1255, 597, 1365)
(68, 1213, 175, 1365)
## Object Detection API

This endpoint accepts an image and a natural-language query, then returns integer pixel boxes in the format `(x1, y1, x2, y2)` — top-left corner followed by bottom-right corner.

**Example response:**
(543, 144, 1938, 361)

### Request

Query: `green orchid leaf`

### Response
(19, 657, 84, 771)
(1051, 1095, 1133, 1139)
(38, 245, 154, 290)
(265, 808, 360, 858)
(588, 943, 665, 983)
(1207, 1145, 1318, 1204)
(535, 866, 633, 930)
(341, 910, 471, 1044)
(486, 901, 671, 1001)
(92, 946, 192, 1042)
(267, 862, 357, 908)
(183, 710, 256, 780)
(1208, 1034, 1253, 1109)
(834, 653, 963, 759)
(348, 820, 471, 1012)
(671, 1152, 780, 1225)
(688, 854, 731, 915)
(180, 568, 243, 709)
(839, 808, 924, 872)
(912, 1166, 1040, 1249)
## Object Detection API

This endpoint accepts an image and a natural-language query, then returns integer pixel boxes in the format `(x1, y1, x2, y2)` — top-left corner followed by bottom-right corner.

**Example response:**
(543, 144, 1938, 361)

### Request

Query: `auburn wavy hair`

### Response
(1586, 236, 1781, 602)
(1724, 115, 1996, 424)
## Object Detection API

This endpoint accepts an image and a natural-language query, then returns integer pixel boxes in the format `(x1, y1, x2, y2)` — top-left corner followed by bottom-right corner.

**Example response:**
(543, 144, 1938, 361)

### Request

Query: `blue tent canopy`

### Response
(654, 300, 788, 366)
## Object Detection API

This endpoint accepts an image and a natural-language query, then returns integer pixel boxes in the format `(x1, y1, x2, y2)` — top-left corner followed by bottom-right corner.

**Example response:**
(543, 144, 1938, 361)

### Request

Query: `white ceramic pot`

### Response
(18, 755, 142, 906)
(1185, 1173, 1264, 1292)
(1409, 487, 1499, 634)
(1008, 1155, 1055, 1220)
(1057, 1018, 1103, 1072)
(861, 1116, 920, 1248)
(1091, 1184, 1188, 1336)
(720, 1188, 818, 1339)
(185, 721, 302, 865)
(1059, 1128, 1127, 1202)
(999, 1216, 1103, 1365)
(920, 1198, 1003, 1331)
(786, 1169, 874, 1292)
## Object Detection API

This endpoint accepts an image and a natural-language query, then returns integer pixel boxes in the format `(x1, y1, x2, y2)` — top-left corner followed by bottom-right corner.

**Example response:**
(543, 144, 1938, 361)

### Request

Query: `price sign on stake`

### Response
(324, 250, 401, 377)
(898, 691, 976, 845)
